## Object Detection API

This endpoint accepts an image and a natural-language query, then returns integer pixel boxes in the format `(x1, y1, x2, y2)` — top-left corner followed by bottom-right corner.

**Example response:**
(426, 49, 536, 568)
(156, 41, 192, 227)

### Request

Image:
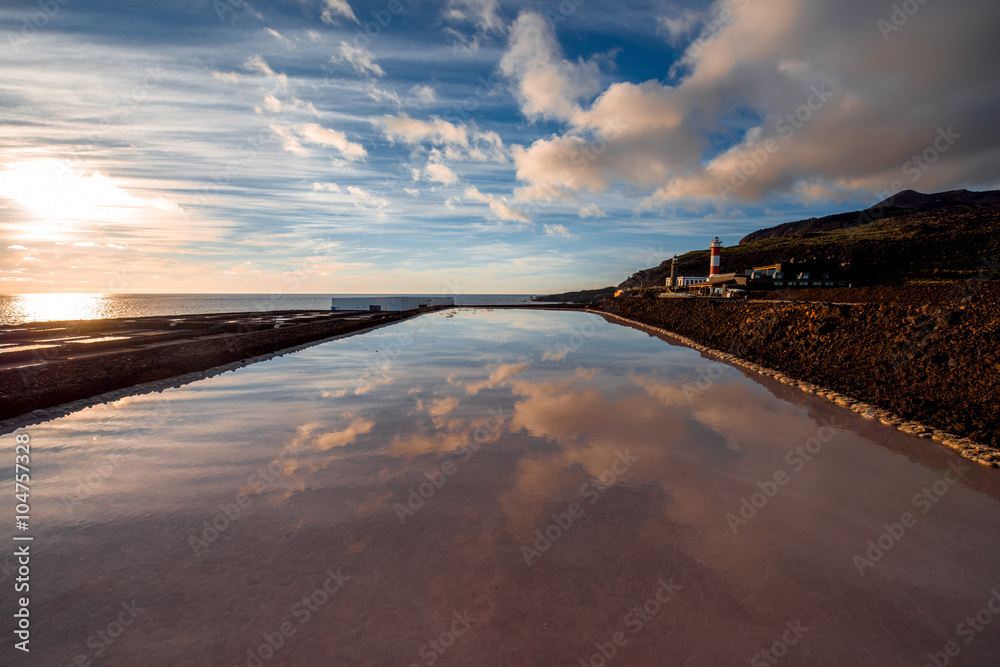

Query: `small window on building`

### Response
(775, 281, 784, 286)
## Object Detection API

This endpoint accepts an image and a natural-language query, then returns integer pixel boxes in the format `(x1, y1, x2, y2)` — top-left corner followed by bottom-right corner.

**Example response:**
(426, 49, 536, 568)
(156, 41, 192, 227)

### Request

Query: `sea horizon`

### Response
(0, 292, 545, 326)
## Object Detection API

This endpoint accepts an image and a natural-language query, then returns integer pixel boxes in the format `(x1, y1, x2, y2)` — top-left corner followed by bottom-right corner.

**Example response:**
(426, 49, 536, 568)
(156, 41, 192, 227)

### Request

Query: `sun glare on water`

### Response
(1, 293, 109, 325)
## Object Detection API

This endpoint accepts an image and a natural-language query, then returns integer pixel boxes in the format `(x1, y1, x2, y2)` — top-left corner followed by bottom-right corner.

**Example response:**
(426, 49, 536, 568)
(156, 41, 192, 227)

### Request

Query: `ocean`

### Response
(0, 293, 538, 325)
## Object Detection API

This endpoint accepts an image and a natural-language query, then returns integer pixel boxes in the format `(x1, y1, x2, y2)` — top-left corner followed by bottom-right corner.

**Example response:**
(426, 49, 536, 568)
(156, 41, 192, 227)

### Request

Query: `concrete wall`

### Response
(330, 296, 455, 311)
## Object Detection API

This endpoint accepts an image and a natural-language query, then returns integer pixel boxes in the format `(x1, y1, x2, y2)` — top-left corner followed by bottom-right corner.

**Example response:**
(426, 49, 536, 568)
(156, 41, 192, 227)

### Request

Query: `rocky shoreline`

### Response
(591, 284, 1000, 468)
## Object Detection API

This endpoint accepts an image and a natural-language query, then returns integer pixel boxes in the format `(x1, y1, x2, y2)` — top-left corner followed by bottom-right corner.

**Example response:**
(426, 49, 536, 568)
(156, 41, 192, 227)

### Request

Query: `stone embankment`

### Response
(592, 283, 1000, 468)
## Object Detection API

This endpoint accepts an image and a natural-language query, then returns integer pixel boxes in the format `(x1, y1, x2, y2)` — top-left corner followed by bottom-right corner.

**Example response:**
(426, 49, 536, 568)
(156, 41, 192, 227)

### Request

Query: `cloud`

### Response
(242, 54, 287, 88)
(464, 362, 528, 395)
(331, 42, 384, 78)
(423, 160, 459, 185)
(499, 11, 602, 123)
(578, 203, 606, 218)
(464, 186, 530, 224)
(543, 223, 578, 239)
(658, 9, 705, 47)
(428, 395, 461, 417)
(376, 113, 469, 146)
(409, 84, 436, 105)
(363, 84, 400, 107)
(264, 27, 294, 49)
(347, 186, 389, 210)
(211, 71, 239, 84)
(7, 244, 27, 250)
(321, 0, 359, 25)
(445, 0, 505, 34)
(507, 0, 1000, 208)
(270, 123, 310, 157)
(262, 94, 282, 113)
(295, 123, 367, 160)
(375, 114, 506, 164)
(312, 182, 341, 192)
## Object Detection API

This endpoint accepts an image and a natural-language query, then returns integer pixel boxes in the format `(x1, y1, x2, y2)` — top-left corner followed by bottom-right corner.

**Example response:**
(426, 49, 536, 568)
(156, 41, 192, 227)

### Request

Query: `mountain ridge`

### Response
(618, 188, 1000, 289)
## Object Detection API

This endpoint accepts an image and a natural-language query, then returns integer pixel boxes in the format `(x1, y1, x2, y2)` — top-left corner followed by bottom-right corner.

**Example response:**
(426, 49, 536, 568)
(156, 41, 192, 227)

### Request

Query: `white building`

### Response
(673, 276, 708, 287)
(330, 296, 455, 312)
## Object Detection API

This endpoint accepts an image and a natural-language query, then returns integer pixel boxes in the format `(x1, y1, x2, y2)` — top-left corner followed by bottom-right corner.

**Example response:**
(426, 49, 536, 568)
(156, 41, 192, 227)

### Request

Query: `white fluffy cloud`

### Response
(499, 12, 602, 123)
(376, 113, 469, 146)
(296, 123, 367, 160)
(507, 0, 1000, 209)
(423, 161, 459, 185)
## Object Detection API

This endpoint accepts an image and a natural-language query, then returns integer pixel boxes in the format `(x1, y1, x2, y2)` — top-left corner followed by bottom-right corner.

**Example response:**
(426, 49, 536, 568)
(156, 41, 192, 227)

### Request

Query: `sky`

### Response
(1, 0, 998, 295)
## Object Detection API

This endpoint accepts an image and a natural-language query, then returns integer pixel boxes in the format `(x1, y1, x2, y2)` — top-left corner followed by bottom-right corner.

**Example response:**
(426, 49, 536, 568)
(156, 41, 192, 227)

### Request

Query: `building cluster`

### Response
(665, 238, 852, 297)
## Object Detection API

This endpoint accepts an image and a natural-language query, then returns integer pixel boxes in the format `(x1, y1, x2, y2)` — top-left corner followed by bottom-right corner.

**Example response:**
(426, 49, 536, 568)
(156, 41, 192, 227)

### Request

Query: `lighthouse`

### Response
(709, 237, 722, 277)
(669, 254, 678, 287)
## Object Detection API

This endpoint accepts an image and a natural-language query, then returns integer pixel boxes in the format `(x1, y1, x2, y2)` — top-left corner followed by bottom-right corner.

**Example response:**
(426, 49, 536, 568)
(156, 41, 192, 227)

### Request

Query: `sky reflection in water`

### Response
(3, 309, 1000, 666)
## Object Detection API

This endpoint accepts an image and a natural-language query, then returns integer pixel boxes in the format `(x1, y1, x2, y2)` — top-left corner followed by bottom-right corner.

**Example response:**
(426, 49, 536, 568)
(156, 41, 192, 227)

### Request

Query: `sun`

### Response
(0, 159, 142, 226)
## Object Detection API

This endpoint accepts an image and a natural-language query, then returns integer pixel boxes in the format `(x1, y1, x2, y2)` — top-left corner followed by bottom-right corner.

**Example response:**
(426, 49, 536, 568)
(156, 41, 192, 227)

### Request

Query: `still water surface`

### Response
(2, 309, 999, 666)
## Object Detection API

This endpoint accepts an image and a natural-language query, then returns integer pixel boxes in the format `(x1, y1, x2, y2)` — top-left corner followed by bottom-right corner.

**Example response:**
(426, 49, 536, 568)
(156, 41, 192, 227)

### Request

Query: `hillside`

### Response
(619, 189, 1000, 289)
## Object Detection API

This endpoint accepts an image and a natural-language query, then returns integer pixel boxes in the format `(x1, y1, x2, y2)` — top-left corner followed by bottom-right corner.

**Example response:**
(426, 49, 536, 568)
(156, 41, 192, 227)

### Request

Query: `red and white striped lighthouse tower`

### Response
(709, 237, 722, 277)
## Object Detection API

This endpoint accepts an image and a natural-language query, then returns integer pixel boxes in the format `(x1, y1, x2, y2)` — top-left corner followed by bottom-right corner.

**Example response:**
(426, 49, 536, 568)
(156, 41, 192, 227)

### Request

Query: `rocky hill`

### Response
(619, 189, 1000, 289)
